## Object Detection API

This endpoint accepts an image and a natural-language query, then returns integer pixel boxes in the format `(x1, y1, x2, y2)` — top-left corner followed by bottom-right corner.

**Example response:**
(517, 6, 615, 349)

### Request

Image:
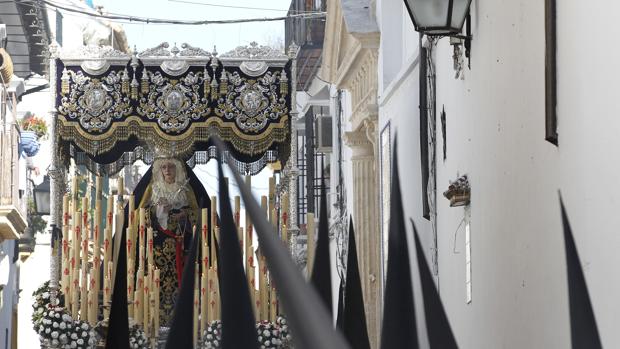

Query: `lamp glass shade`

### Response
(33, 176, 51, 215)
(404, 0, 472, 35)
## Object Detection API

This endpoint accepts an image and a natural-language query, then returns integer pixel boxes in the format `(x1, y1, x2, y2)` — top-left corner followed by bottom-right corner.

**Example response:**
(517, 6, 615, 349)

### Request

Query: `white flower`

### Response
(77, 338, 84, 345)
(70, 341, 77, 348)
(60, 334, 67, 342)
(81, 323, 89, 330)
(71, 333, 78, 340)
(82, 331, 88, 338)
(62, 314, 72, 322)
(52, 339, 59, 346)
(53, 322, 59, 328)
(45, 328, 51, 334)
(52, 331, 59, 339)
(60, 322, 67, 330)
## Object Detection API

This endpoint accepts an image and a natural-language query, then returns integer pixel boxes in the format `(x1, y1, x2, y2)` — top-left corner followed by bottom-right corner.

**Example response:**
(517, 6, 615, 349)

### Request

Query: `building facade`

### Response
(322, 0, 620, 348)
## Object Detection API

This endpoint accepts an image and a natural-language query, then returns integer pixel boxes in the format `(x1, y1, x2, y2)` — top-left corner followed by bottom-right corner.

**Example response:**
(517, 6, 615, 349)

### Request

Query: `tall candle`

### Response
(193, 263, 200, 346)
(80, 221, 89, 321)
(147, 227, 154, 268)
(82, 197, 89, 227)
(261, 196, 268, 214)
(210, 196, 217, 268)
(153, 269, 160, 339)
(244, 176, 252, 259)
(268, 177, 275, 226)
(213, 266, 220, 321)
(200, 271, 208, 338)
(139, 208, 146, 266)
(135, 267, 144, 325)
(254, 289, 260, 320)
(103, 228, 112, 283)
(71, 269, 79, 319)
(193, 288, 200, 347)
(61, 225, 69, 293)
(307, 212, 315, 277)
(248, 263, 256, 318)
(106, 194, 114, 233)
(103, 266, 111, 319)
(88, 273, 97, 325)
(259, 254, 268, 320)
(71, 176, 78, 216)
(93, 189, 102, 308)
(74, 210, 82, 275)
(207, 268, 214, 323)
(128, 195, 135, 226)
(269, 282, 278, 321)
(245, 224, 252, 273)
(143, 269, 150, 337)
(127, 257, 135, 318)
(133, 290, 140, 324)
(201, 208, 209, 276)
(63, 194, 70, 226)
(234, 196, 241, 228)
(117, 175, 124, 198)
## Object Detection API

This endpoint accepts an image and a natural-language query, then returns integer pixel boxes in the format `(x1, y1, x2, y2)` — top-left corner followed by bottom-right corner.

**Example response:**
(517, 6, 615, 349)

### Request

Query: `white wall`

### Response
(377, 0, 620, 348)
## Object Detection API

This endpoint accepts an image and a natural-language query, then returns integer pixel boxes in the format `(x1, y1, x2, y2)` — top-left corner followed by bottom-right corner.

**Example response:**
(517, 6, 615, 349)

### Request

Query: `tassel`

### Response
(279, 70, 288, 96)
(61, 68, 70, 95)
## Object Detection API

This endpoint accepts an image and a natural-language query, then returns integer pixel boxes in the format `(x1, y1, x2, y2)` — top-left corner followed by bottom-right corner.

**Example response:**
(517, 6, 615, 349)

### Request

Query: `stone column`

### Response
(48, 43, 63, 302)
(345, 124, 381, 349)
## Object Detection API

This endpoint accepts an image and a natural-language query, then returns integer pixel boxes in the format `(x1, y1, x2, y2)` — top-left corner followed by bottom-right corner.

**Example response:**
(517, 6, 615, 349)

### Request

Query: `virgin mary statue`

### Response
(128, 157, 210, 325)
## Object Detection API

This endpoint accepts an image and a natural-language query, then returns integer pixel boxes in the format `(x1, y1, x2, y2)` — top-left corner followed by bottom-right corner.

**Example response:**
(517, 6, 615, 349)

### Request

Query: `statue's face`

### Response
(161, 161, 177, 184)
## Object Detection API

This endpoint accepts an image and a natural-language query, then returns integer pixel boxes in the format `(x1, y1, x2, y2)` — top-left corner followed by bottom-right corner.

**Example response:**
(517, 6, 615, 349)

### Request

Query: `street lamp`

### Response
(403, 0, 472, 36)
(33, 175, 51, 215)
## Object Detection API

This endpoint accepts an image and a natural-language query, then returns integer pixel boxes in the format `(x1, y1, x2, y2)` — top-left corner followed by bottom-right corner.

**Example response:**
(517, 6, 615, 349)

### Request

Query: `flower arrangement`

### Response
(256, 320, 282, 348)
(276, 316, 292, 348)
(198, 318, 292, 349)
(31, 281, 98, 349)
(128, 325, 149, 349)
(200, 320, 222, 348)
(20, 114, 48, 139)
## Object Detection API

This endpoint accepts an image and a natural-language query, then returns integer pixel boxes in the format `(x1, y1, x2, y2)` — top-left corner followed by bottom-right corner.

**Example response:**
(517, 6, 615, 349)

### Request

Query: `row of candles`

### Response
(57, 173, 291, 346)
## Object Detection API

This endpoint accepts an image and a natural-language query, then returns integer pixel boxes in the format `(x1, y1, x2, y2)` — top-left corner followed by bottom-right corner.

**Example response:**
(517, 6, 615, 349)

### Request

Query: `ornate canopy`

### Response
(54, 42, 294, 175)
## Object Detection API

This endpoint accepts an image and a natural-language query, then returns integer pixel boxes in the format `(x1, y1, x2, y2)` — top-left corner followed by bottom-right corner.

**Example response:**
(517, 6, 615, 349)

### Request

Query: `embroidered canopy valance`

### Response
(54, 42, 294, 175)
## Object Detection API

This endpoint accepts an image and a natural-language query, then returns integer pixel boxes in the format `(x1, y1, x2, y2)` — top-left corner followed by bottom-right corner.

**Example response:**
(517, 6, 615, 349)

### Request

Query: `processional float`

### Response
(46, 41, 302, 347)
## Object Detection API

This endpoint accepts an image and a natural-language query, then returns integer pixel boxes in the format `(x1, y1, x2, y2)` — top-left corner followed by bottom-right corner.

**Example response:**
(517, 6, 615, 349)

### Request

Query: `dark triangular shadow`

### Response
(343, 218, 370, 349)
(411, 219, 458, 349)
(211, 136, 350, 349)
(336, 278, 345, 332)
(311, 176, 332, 314)
(165, 222, 199, 349)
(380, 137, 418, 349)
(559, 196, 602, 349)
(217, 158, 258, 349)
(105, 225, 130, 349)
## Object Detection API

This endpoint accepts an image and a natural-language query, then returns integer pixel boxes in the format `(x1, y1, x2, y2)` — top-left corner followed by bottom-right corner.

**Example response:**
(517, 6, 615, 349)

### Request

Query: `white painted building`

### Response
(321, 0, 620, 347)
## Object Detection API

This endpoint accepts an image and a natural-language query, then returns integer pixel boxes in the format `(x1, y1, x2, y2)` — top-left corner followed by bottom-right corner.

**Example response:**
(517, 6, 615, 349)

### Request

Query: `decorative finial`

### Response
(288, 41, 299, 58)
(171, 43, 180, 56)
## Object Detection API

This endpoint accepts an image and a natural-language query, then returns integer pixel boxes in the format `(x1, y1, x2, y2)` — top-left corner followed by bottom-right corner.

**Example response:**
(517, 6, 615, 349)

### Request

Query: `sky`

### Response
(94, 0, 292, 54)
